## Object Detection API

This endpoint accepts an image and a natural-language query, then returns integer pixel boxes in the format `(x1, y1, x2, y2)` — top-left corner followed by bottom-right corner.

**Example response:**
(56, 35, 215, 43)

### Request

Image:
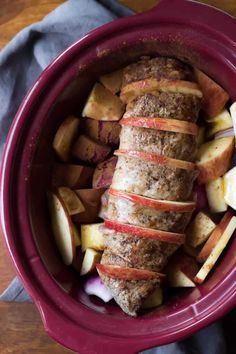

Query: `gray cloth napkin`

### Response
(0, 1, 226, 353)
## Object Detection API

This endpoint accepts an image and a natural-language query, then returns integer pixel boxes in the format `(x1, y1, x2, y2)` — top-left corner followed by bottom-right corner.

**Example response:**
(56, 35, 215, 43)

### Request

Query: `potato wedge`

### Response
(206, 177, 227, 213)
(82, 83, 125, 121)
(99, 69, 123, 94)
(80, 248, 102, 276)
(186, 212, 216, 248)
(72, 135, 111, 164)
(196, 136, 235, 184)
(52, 163, 94, 189)
(53, 115, 79, 161)
(58, 187, 85, 215)
(194, 216, 236, 284)
(81, 223, 105, 252)
(48, 192, 75, 265)
(73, 188, 106, 223)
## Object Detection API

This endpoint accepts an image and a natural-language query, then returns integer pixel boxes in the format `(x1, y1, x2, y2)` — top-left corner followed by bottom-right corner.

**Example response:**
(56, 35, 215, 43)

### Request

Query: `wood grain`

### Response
(0, 302, 72, 353)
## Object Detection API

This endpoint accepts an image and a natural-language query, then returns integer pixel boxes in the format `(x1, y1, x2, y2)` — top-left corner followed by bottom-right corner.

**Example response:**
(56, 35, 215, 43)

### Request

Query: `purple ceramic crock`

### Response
(0, 0, 236, 353)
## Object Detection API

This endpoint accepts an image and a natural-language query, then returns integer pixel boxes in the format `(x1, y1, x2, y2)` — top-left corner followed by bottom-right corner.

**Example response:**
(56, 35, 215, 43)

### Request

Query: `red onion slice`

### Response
(84, 275, 113, 302)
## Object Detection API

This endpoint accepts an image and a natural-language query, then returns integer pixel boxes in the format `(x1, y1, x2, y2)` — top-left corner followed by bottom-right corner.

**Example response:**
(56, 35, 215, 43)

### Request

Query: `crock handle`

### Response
(37, 300, 142, 354)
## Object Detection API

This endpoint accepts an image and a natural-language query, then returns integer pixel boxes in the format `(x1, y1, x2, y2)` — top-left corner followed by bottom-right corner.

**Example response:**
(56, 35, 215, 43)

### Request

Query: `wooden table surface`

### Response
(0, 0, 235, 353)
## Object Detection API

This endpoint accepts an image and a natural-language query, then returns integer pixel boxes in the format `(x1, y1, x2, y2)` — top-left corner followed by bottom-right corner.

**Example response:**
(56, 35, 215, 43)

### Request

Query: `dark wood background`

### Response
(0, 1, 235, 353)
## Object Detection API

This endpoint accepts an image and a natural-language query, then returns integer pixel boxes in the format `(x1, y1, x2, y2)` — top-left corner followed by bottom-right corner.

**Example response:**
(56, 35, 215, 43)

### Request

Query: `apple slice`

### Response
(72, 135, 112, 164)
(186, 212, 216, 247)
(96, 264, 165, 281)
(52, 163, 94, 189)
(73, 188, 106, 223)
(194, 216, 236, 284)
(196, 136, 235, 184)
(72, 223, 81, 247)
(229, 102, 236, 145)
(81, 223, 105, 252)
(83, 118, 121, 146)
(141, 288, 163, 309)
(92, 156, 117, 189)
(104, 219, 185, 245)
(166, 253, 199, 287)
(206, 109, 233, 138)
(194, 69, 229, 117)
(108, 188, 196, 212)
(57, 186, 85, 216)
(197, 210, 234, 263)
(82, 83, 125, 121)
(120, 117, 198, 135)
(53, 115, 80, 162)
(115, 149, 196, 171)
(48, 192, 75, 265)
(80, 248, 102, 276)
(223, 166, 236, 210)
(99, 69, 123, 94)
(206, 177, 227, 213)
(120, 78, 202, 103)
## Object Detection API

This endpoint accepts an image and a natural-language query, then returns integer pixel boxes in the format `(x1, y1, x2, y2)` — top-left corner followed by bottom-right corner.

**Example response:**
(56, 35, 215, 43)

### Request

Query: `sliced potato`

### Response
(80, 248, 102, 276)
(52, 163, 94, 189)
(194, 216, 236, 284)
(81, 223, 105, 252)
(141, 288, 163, 309)
(92, 156, 117, 189)
(99, 69, 123, 94)
(53, 115, 79, 161)
(82, 83, 125, 121)
(72, 223, 81, 247)
(196, 136, 235, 184)
(48, 192, 75, 265)
(186, 212, 216, 248)
(206, 177, 227, 213)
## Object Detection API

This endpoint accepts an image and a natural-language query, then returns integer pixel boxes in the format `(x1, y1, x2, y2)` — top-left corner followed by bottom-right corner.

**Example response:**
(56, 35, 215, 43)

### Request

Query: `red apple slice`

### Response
(194, 216, 236, 284)
(104, 219, 185, 245)
(166, 253, 200, 287)
(48, 192, 75, 265)
(196, 136, 235, 184)
(115, 149, 196, 171)
(120, 78, 202, 103)
(194, 69, 229, 117)
(197, 210, 234, 263)
(108, 188, 196, 212)
(96, 264, 165, 281)
(120, 117, 198, 136)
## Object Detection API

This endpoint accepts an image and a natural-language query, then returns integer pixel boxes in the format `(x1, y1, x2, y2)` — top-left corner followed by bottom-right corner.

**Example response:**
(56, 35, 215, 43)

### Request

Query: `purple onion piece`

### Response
(84, 275, 113, 302)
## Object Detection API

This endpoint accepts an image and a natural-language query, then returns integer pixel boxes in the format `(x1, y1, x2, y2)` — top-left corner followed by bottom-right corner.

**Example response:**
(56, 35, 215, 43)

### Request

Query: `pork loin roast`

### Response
(98, 57, 202, 316)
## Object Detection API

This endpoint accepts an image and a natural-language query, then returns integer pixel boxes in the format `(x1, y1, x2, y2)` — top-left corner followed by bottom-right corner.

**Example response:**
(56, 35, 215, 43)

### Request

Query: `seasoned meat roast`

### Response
(97, 57, 202, 316)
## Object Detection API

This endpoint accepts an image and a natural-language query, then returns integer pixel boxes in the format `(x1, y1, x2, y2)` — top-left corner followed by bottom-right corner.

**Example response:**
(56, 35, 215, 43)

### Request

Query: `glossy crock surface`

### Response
(0, 0, 236, 353)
